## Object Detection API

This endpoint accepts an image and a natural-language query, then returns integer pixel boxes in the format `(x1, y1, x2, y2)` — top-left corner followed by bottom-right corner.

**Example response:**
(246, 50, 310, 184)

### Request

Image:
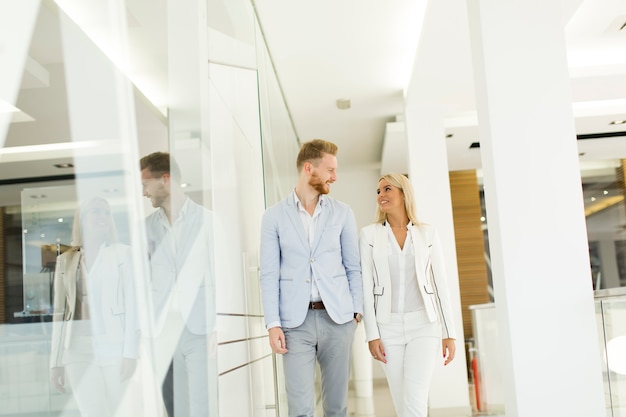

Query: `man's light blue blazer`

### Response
(260, 193, 363, 329)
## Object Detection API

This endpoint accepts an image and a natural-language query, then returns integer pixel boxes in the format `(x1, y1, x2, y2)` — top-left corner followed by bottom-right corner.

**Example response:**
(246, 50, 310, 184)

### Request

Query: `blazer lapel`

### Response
(176, 202, 202, 267)
(311, 201, 329, 252)
(372, 224, 389, 284)
(410, 225, 429, 275)
(285, 197, 310, 250)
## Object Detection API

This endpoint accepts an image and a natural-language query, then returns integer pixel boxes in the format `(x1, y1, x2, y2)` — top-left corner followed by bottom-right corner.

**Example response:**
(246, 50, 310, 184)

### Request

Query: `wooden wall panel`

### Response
(449, 171, 489, 340)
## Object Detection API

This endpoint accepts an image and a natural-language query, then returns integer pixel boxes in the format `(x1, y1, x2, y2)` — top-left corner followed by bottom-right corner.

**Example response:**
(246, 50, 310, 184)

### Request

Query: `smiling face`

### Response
(307, 153, 337, 195)
(82, 200, 112, 236)
(377, 178, 406, 216)
(141, 168, 170, 208)
(76, 198, 117, 246)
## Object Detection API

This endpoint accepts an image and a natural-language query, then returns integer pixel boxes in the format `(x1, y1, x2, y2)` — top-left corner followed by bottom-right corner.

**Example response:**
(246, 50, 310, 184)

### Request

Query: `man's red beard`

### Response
(309, 172, 331, 194)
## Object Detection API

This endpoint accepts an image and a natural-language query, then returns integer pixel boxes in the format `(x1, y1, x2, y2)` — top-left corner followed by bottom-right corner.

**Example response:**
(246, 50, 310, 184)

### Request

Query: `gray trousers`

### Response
(282, 309, 357, 417)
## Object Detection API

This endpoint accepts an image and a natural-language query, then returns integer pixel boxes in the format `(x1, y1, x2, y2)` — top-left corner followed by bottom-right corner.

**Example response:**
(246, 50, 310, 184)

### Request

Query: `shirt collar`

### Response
(292, 189, 326, 210)
(156, 196, 190, 224)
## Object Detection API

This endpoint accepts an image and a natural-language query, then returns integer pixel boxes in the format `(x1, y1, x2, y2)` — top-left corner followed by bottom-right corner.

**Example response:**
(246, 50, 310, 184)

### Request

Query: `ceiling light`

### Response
(604, 190, 609, 195)
(58, 218, 64, 223)
(336, 98, 351, 110)
(610, 120, 626, 125)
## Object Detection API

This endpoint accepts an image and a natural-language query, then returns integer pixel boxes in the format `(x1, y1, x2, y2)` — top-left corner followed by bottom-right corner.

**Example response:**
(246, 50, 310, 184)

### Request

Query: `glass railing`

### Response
(595, 287, 626, 417)
(470, 289, 626, 417)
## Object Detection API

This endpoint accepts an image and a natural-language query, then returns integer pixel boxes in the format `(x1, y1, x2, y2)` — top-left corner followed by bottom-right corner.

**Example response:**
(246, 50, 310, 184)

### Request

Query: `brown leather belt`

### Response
(308, 301, 325, 310)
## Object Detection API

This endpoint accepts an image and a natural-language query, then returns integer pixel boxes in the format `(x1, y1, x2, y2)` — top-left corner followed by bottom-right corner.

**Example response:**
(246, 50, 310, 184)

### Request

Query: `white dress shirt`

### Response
(293, 190, 325, 302)
(386, 224, 425, 313)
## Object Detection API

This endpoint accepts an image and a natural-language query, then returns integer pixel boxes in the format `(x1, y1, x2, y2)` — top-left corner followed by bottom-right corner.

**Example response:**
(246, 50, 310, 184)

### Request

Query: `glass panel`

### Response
(1, 0, 300, 415)
(598, 296, 626, 417)
(584, 163, 626, 290)
(253, 13, 299, 417)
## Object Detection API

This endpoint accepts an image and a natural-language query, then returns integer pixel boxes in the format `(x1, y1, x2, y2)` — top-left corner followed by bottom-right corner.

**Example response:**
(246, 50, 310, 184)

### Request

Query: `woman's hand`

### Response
(50, 367, 66, 393)
(442, 338, 456, 366)
(368, 339, 387, 364)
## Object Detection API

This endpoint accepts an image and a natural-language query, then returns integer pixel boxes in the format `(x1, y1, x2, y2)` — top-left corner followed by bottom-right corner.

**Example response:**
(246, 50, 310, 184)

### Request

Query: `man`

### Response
(259, 139, 363, 417)
(140, 152, 215, 417)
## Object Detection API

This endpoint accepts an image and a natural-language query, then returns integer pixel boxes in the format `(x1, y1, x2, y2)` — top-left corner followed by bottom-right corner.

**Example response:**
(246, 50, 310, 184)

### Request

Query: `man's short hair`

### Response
(296, 139, 338, 172)
(139, 151, 181, 182)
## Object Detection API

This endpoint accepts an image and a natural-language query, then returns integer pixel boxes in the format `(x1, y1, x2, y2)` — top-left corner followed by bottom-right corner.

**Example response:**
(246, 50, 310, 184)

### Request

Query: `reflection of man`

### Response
(140, 152, 215, 417)
(259, 139, 363, 417)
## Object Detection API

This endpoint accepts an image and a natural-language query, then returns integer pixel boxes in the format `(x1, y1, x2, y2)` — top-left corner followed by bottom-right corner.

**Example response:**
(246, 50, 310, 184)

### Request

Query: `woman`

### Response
(49, 197, 139, 416)
(360, 173, 457, 417)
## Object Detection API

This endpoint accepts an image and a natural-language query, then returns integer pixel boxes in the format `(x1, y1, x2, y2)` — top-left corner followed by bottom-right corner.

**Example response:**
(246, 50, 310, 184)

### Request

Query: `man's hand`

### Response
(268, 327, 288, 354)
(50, 367, 66, 393)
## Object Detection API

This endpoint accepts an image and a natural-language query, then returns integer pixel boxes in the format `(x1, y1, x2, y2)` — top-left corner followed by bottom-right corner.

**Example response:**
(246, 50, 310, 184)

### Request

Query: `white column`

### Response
(404, 102, 471, 416)
(466, 1, 606, 416)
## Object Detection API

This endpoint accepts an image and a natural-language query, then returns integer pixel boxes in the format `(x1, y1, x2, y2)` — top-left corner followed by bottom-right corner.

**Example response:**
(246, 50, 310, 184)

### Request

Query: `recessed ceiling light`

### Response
(336, 98, 351, 110)
(609, 120, 626, 125)
(181, 183, 190, 188)
(53, 163, 74, 168)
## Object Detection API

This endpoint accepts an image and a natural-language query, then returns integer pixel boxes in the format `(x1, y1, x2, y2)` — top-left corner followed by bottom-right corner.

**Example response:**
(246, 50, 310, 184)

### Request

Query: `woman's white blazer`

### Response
(359, 222, 457, 342)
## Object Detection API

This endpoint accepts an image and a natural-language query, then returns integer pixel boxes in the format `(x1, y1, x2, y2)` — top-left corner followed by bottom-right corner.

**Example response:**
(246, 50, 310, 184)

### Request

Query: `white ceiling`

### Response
(1, 0, 626, 209)
(254, 0, 626, 176)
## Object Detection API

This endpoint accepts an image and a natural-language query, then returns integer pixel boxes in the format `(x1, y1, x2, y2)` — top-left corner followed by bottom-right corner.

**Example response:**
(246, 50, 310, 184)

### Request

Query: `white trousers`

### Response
(65, 359, 128, 417)
(379, 310, 441, 417)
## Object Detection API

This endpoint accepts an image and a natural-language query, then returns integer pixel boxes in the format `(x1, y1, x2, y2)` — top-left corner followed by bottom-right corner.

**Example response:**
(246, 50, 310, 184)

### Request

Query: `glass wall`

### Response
(597, 289, 626, 417)
(0, 0, 298, 416)
(479, 159, 626, 297)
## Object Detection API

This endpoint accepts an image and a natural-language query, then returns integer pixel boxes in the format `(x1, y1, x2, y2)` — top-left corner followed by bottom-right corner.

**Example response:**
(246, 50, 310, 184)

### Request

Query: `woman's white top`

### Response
(386, 224, 425, 313)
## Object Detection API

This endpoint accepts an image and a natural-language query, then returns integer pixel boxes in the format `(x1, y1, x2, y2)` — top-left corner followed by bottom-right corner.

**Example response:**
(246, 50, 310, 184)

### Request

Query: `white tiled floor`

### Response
(344, 379, 505, 417)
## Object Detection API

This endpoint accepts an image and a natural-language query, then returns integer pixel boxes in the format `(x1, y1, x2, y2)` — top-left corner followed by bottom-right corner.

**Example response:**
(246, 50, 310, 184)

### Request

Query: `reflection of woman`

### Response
(360, 174, 457, 417)
(49, 197, 139, 416)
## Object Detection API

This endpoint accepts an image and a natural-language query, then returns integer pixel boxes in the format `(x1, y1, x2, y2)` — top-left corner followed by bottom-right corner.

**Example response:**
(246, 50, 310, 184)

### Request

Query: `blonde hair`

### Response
(375, 173, 419, 225)
(71, 197, 119, 247)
